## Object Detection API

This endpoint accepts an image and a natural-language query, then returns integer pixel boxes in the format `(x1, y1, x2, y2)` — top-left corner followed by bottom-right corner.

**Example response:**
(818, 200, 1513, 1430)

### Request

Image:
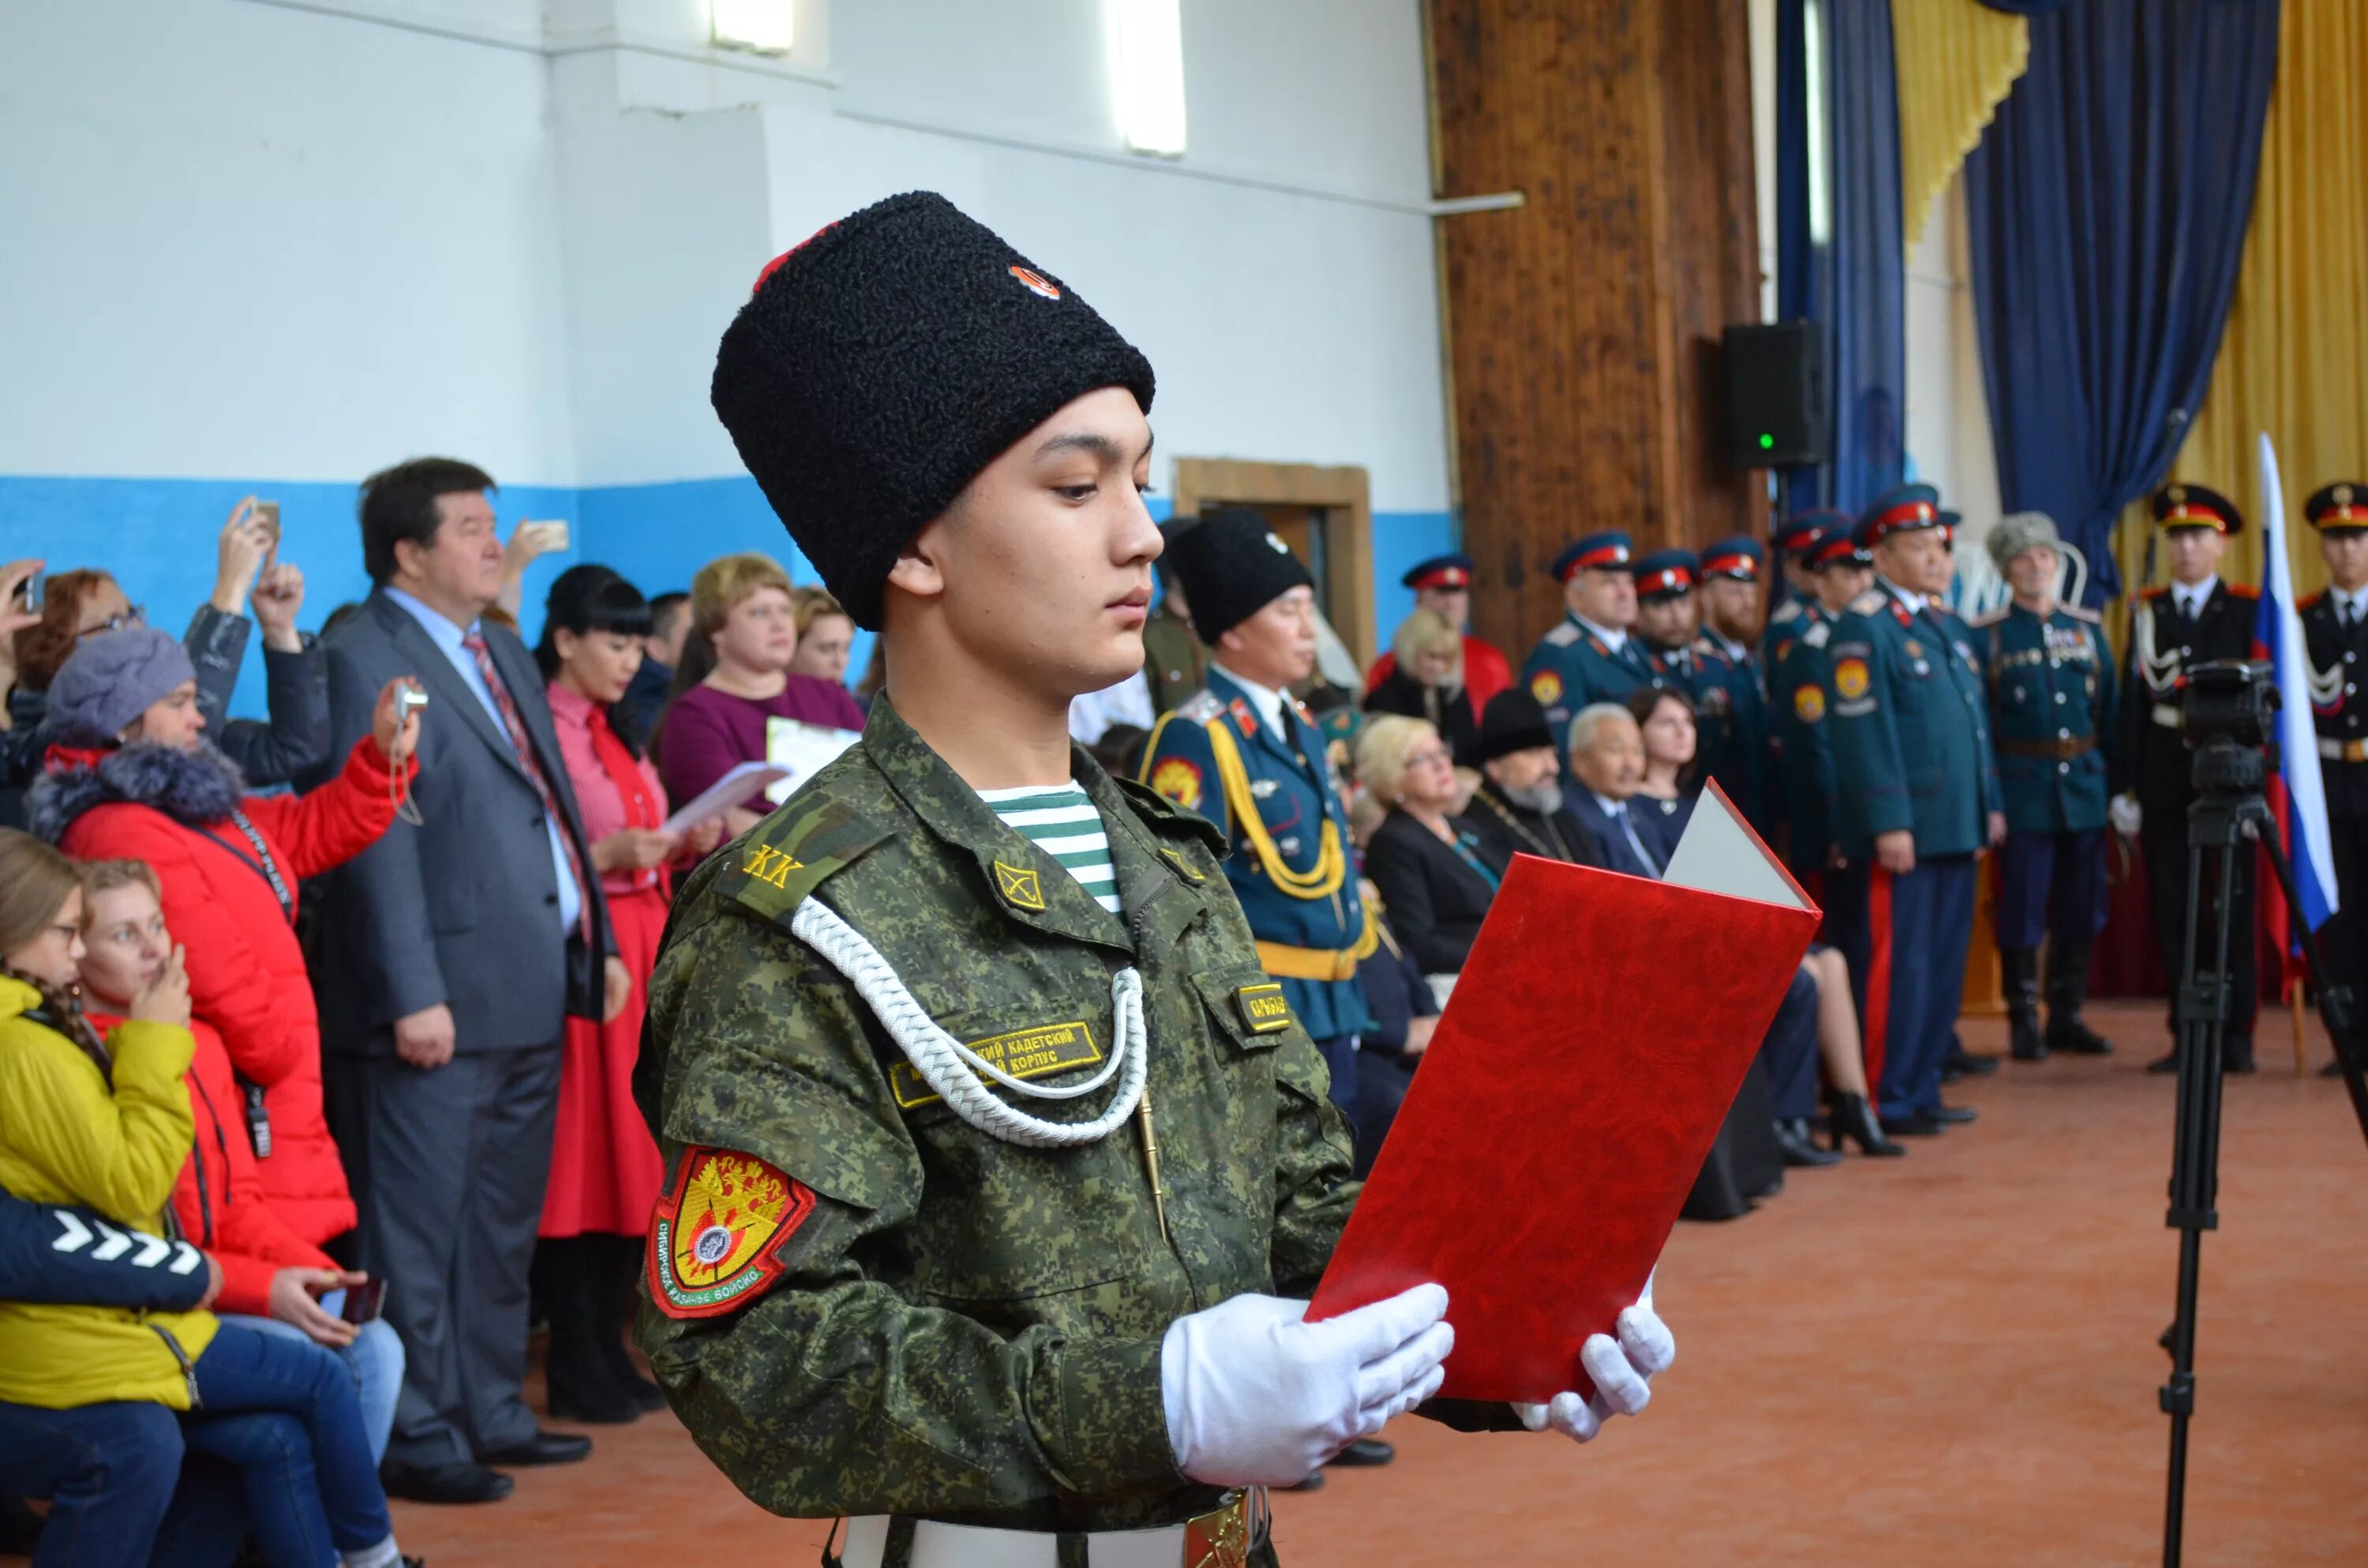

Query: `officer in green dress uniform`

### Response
(1520, 531, 1659, 754)
(1692, 537, 1774, 835)
(1141, 518, 1208, 716)
(2111, 483, 2261, 1075)
(646, 193, 1674, 1566)
(1631, 548, 1703, 696)
(2295, 481, 2368, 1076)
(1823, 486, 2004, 1134)
(1966, 512, 2116, 1062)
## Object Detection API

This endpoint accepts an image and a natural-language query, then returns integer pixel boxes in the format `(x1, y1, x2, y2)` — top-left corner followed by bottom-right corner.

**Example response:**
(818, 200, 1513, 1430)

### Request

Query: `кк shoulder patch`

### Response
(647, 1147, 816, 1319)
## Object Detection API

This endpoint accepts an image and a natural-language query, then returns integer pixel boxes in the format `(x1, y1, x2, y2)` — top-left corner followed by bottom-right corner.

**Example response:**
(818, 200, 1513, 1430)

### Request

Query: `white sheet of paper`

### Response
(1659, 785, 1810, 909)
(764, 718, 863, 803)
(661, 760, 790, 834)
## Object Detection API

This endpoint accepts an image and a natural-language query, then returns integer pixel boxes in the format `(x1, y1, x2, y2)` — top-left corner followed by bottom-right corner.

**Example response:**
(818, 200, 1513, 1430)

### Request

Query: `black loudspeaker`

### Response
(1722, 320, 1827, 470)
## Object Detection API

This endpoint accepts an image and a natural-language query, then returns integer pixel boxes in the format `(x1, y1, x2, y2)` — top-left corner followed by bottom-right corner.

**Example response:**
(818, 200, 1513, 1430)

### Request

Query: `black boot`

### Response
(1773, 1117, 1845, 1167)
(534, 1237, 641, 1424)
(1826, 1091, 1905, 1157)
(1943, 1030, 2000, 1079)
(2004, 948, 2045, 1061)
(2223, 1034, 2257, 1075)
(2044, 941, 2113, 1055)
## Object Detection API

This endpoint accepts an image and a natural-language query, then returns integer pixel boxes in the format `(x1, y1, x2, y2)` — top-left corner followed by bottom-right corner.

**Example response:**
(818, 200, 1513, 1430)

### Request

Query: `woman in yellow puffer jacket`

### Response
(0, 829, 409, 1568)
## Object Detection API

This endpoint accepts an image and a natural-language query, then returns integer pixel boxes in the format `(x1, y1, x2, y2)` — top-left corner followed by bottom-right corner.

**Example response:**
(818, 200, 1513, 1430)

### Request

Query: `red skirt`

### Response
(540, 885, 669, 1238)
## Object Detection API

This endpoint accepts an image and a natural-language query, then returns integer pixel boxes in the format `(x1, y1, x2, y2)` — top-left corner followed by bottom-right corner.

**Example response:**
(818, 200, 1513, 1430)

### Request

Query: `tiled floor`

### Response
(369, 1004, 2368, 1566)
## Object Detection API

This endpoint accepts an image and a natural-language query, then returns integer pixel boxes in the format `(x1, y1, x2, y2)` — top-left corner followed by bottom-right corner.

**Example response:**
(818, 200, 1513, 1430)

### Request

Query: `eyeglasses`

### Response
(76, 607, 145, 642)
(1407, 747, 1454, 769)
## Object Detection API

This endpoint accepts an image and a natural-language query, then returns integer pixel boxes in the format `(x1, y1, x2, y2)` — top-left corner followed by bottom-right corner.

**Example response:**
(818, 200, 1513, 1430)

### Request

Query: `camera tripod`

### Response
(2160, 734, 2368, 1567)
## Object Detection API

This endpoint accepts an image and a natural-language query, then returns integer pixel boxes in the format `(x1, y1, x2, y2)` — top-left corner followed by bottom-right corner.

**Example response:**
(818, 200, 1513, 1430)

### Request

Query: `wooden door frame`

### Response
(1169, 458, 1378, 661)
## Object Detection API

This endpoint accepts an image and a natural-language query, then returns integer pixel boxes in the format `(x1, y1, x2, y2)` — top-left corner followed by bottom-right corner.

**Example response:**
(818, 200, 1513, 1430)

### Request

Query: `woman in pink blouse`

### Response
(652, 552, 866, 836)
(532, 566, 721, 1424)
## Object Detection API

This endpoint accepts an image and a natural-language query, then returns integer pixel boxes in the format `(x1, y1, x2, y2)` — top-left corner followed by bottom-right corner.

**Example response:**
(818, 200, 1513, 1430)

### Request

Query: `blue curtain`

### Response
(1975, 1, 2074, 14)
(1964, 0, 2279, 602)
(1776, 0, 1906, 515)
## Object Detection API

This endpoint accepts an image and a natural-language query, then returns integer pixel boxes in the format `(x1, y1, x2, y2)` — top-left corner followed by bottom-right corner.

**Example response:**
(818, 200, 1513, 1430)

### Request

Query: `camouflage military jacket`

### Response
(632, 695, 1360, 1532)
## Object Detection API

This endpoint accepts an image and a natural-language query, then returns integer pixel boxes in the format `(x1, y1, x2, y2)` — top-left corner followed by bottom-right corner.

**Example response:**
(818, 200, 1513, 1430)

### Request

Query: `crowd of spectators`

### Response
(0, 458, 868, 1565)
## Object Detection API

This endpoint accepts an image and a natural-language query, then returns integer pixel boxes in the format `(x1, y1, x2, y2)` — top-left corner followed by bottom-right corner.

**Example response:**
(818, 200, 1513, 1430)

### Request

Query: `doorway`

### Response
(1168, 458, 1378, 662)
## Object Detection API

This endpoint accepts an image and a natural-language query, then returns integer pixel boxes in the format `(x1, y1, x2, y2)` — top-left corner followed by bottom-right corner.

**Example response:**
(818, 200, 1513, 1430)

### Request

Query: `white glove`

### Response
(1161, 1283, 1453, 1487)
(2110, 792, 2143, 837)
(1512, 1276, 1675, 1443)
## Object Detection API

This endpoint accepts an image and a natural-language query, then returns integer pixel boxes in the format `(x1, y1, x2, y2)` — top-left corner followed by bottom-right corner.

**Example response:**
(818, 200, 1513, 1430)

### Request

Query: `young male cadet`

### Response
(1523, 531, 1658, 753)
(1689, 537, 1774, 835)
(1767, 524, 1874, 888)
(1140, 510, 1377, 1125)
(641, 192, 1673, 1566)
(1823, 486, 2003, 1135)
(1361, 553, 1514, 712)
(1967, 512, 2116, 1063)
(2110, 484, 2261, 1074)
(2295, 481, 2368, 1076)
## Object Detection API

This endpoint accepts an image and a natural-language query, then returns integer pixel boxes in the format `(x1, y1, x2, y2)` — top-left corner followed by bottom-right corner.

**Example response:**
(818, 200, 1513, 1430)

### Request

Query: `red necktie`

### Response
(464, 631, 590, 938)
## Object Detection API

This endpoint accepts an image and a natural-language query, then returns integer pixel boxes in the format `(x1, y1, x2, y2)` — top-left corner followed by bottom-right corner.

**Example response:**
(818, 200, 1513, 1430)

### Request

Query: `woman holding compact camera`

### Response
(26, 627, 422, 1256)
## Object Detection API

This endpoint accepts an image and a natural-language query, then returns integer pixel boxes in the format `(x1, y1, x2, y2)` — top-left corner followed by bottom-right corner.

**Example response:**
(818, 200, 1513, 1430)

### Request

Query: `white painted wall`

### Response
(0, 0, 1452, 513)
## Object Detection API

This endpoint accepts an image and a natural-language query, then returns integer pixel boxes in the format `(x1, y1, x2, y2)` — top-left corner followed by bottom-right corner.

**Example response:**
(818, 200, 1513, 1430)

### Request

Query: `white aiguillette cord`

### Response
(789, 896, 1146, 1148)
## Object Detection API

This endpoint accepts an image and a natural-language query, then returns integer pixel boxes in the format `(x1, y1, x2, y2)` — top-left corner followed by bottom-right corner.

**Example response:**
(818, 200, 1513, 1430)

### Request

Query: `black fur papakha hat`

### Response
(1164, 507, 1315, 646)
(712, 192, 1156, 630)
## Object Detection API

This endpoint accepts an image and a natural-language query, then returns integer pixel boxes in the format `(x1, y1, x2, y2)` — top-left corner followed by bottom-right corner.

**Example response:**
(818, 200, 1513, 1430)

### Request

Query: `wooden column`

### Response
(1428, 0, 1765, 659)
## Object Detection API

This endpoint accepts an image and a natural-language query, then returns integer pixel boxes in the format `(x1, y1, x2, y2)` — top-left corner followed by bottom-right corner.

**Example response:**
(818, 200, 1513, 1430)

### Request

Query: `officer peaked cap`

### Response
(712, 192, 1156, 630)
(2151, 482, 2244, 536)
(2306, 482, 2368, 533)
(1631, 548, 1699, 602)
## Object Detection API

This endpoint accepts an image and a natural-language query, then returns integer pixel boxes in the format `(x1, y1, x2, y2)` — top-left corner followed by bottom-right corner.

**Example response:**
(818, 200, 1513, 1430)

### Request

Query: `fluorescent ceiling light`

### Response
(1107, 0, 1187, 157)
(714, 0, 795, 55)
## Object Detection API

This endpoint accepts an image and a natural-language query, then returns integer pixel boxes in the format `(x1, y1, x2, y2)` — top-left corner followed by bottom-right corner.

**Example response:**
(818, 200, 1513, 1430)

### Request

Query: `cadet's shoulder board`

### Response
(647, 1147, 817, 1320)
(1690, 635, 1728, 666)
(1543, 620, 1582, 648)
(1770, 599, 1804, 626)
(1848, 589, 1889, 616)
(2298, 591, 2327, 613)
(2063, 603, 2103, 624)
(2138, 586, 2170, 601)
(1802, 619, 1831, 649)
(2226, 583, 2260, 601)
(721, 799, 890, 924)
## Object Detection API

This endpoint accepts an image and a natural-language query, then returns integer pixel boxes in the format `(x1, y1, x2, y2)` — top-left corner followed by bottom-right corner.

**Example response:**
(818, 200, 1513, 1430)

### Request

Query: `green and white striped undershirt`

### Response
(976, 783, 1122, 914)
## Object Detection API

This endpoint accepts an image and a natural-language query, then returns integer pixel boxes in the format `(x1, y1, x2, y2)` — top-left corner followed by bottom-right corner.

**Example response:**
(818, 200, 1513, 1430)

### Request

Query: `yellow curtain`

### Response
(1891, 0, 2029, 249)
(2131, 0, 2368, 601)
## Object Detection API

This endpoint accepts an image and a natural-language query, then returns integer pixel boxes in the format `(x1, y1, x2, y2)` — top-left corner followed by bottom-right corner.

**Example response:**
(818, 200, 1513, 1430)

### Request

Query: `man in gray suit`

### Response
(313, 457, 628, 1504)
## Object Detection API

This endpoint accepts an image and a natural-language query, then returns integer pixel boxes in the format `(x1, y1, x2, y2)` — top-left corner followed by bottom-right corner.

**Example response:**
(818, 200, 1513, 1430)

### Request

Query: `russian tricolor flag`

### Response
(2251, 433, 2339, 982)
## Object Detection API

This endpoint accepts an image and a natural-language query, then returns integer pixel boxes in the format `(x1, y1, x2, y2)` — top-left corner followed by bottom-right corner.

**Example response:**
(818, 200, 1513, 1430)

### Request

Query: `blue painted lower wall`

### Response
(3, 473, 1456, 719)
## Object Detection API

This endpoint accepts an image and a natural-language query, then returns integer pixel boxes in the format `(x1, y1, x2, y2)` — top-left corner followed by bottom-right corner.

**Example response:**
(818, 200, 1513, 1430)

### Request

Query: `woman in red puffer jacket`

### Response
(30, 626, 422, 1247)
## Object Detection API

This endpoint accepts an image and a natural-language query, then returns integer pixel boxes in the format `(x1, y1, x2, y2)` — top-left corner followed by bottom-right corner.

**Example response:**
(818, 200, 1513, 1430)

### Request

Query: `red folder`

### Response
(1307, 782, 1819, 1402)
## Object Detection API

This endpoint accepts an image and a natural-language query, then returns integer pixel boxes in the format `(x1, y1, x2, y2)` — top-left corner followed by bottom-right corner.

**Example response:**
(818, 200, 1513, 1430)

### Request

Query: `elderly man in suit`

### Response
(313, 458, 628, 1505)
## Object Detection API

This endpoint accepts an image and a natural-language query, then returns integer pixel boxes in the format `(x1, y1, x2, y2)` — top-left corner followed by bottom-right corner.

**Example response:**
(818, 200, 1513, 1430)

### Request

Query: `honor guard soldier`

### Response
(1692, 537, 1775, 836)
(646, 193, 1672, 1565)
(2111, 483, 2261, 1075)
(1522, 531, 1658, 752)
(1768, 524, 1875, 887)
(1824, 485, 2004, 1134)
(1141, 509, 1381, 1122)
(1968, 512, 2117, 1062)
(1632, 548, 1703, 694)
(2298, 481, 2368, 1076)
(1140, 516, 1208, 715)
(1362, 552, 1514, 713)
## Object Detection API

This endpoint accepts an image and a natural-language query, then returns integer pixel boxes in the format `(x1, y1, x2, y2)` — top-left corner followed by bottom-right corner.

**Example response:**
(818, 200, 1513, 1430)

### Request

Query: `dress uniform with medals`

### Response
(1141, 522, 1208, 716)
(2297, 481, 2368, 1075)
(1823, 487, 2002, 1130)
(1767, 524, 1867, 885)
(636, 195, 1677, 1566)
(1362, 553, 1515, 713)
(1692, 537, 1775, 836)
(2111, 483, 2261, 1073)
(1966, 512, 2116, 1061)
(1521, 532, 1659, 753)
(1631, 548, 1702, 696)
(1141, 514, 1377, 1115)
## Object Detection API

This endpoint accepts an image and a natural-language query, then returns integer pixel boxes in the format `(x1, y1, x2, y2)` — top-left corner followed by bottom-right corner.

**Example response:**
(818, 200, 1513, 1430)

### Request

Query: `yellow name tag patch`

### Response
(1235, 982, 1292, 1034)
(891, 1021, 1103, 1110)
